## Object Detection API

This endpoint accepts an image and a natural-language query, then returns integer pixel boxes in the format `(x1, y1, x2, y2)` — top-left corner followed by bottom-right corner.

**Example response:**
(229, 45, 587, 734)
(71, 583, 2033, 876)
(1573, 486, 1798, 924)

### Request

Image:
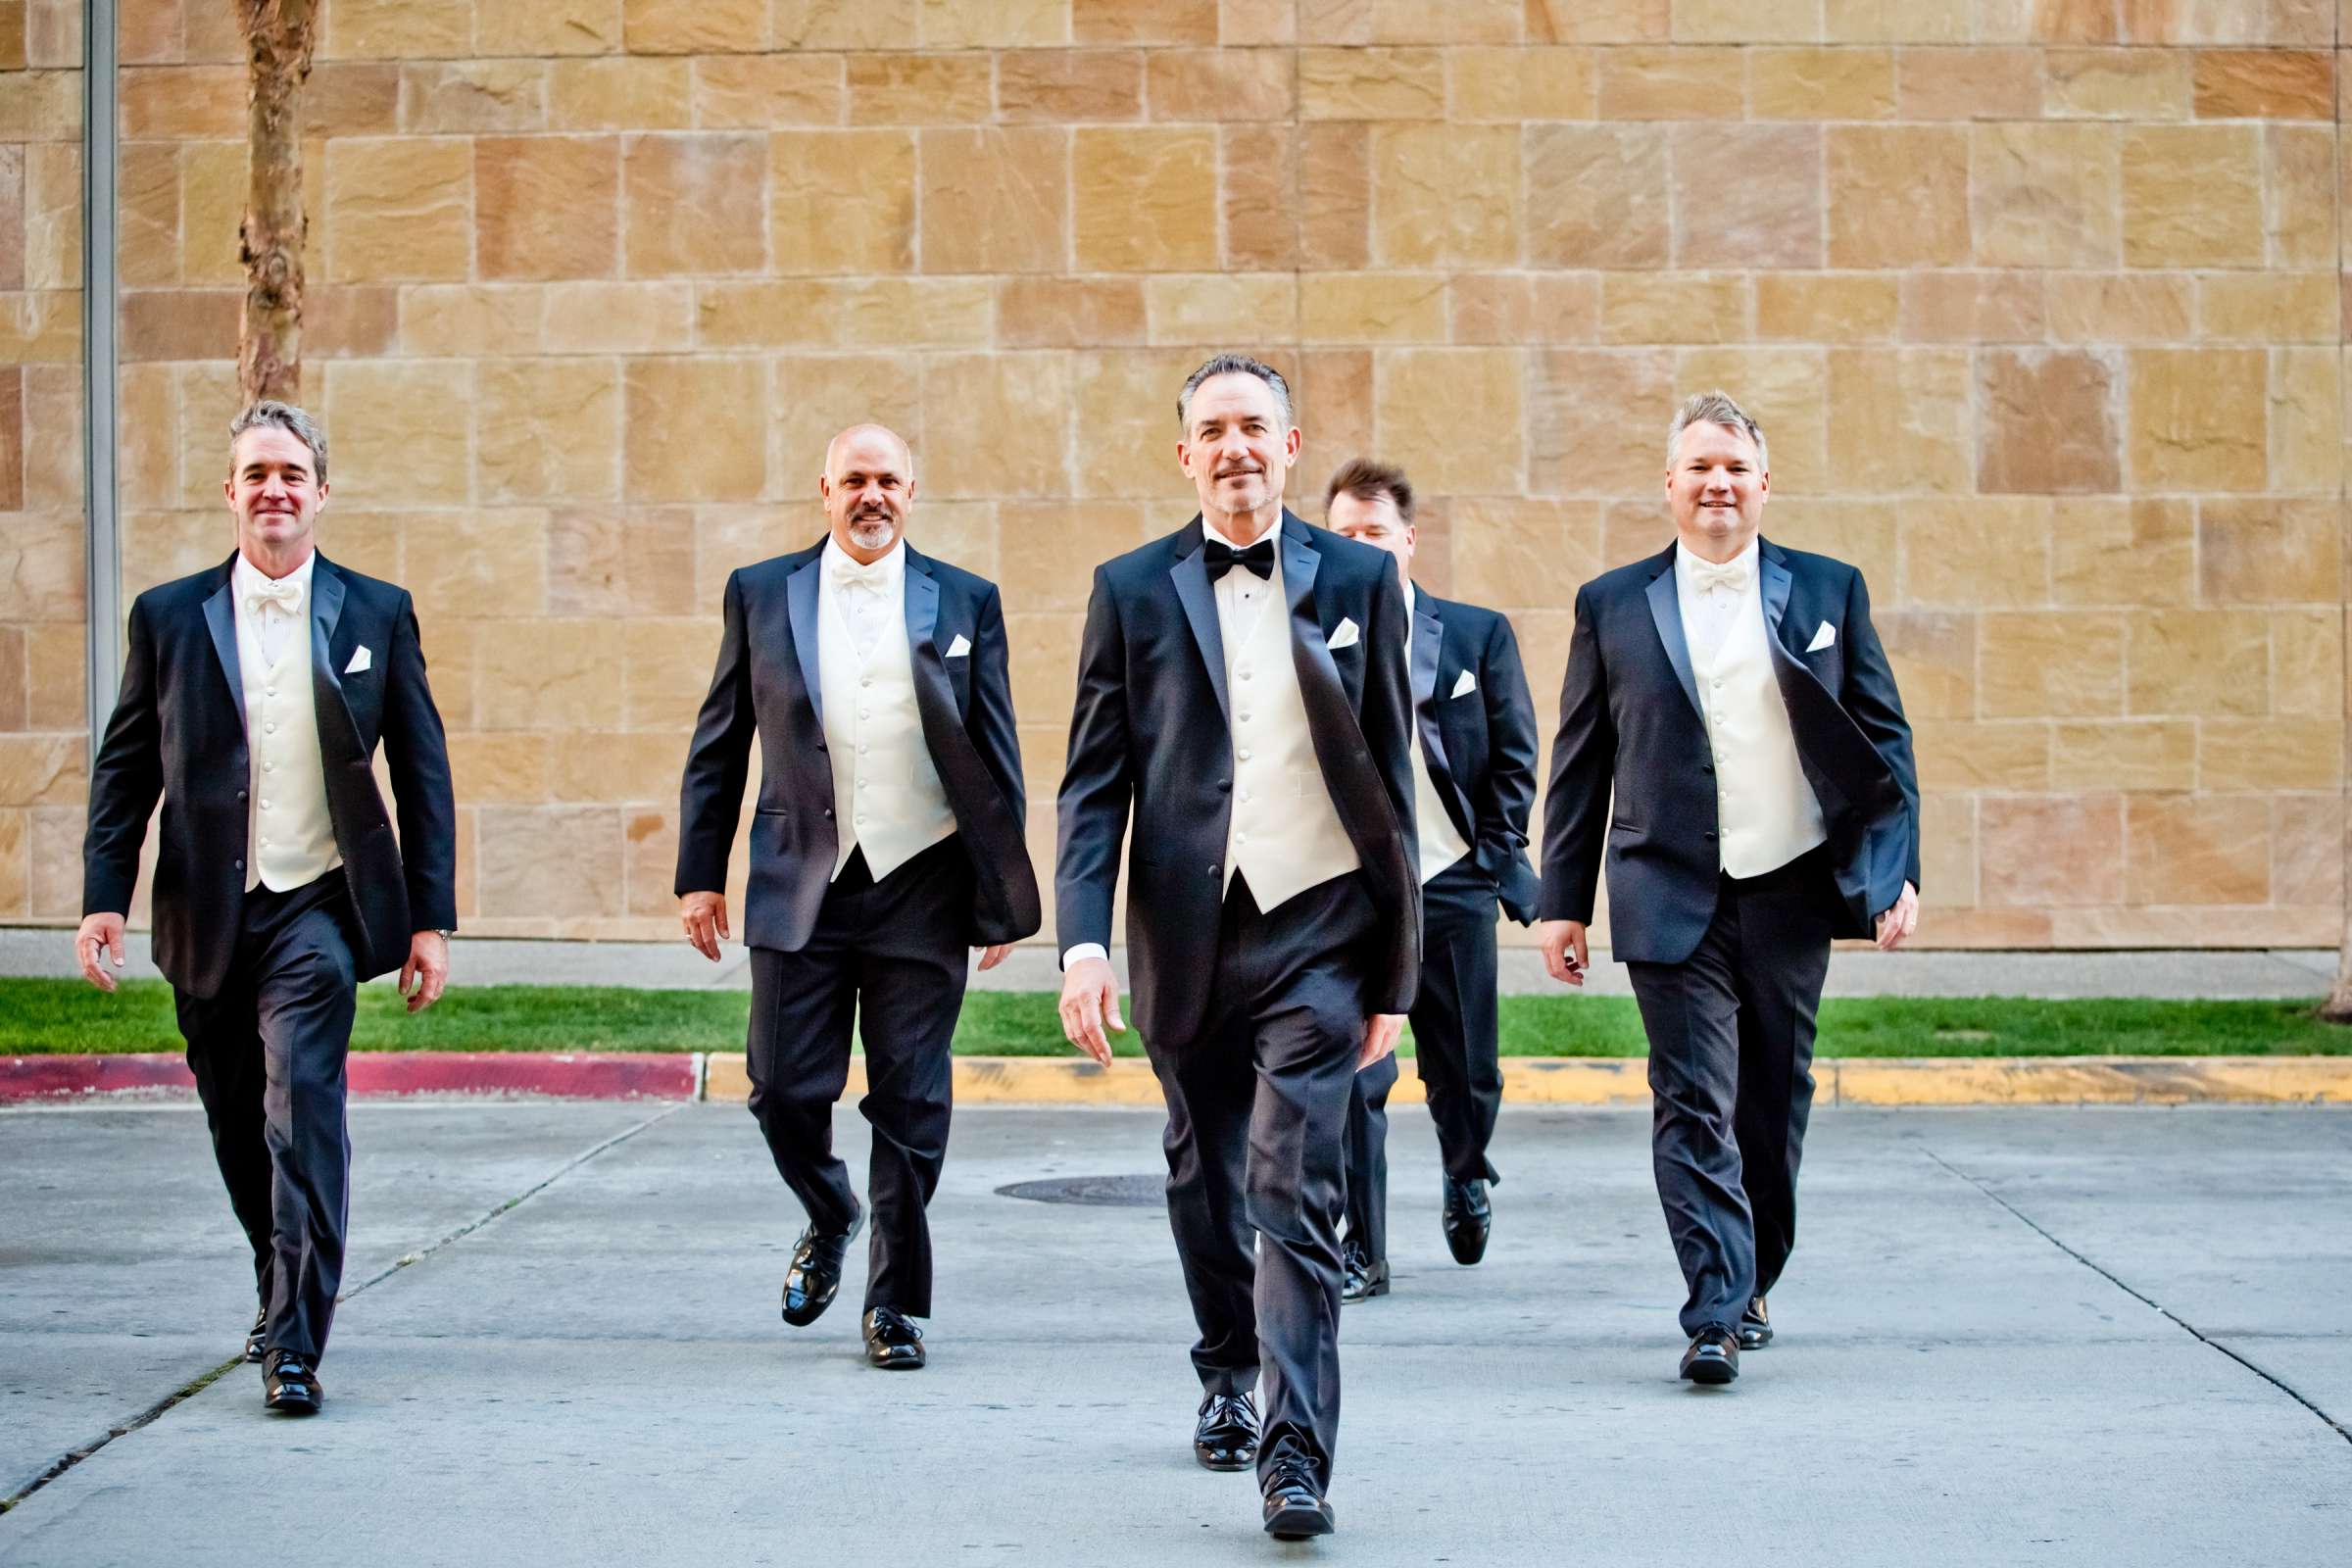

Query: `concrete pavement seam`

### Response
(1921, 1147, 2352, 1451)
(0, 1102, 687, 1521)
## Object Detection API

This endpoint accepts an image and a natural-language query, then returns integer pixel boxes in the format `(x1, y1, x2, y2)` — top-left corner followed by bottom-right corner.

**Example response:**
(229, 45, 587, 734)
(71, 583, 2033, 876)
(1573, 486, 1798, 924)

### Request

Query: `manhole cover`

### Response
(997, 1174, 1164, 1207)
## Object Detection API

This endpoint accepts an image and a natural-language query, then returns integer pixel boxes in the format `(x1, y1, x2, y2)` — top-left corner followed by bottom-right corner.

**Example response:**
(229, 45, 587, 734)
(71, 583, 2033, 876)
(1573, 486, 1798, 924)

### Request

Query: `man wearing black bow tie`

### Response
(676, 423, 1038, 1372)
(1055, 355, 1419, 1540)
(1324, 460, 1541, 1301)
(1536, 391, 1920, 1386)
(77, 402, 457, 1415)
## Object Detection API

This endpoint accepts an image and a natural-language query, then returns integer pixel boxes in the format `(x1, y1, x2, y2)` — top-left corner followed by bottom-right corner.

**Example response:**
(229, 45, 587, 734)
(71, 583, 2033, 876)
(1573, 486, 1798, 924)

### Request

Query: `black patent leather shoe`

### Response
(1259, 1439, 1335, 1539)
(1340, 1240, 1390, 1303)
(1192, 1392, 1259, 1471)
(244, 1306, 267, 1364)
(861, 1305, 926, 1370)
(781, 1210, 863, 1327)
(1680, 1327, 1740, 1385)
(1739, 1296, 1773, 1349)
(1442, 1177, 1492, 1265)
(263, 1350, 322, 1414)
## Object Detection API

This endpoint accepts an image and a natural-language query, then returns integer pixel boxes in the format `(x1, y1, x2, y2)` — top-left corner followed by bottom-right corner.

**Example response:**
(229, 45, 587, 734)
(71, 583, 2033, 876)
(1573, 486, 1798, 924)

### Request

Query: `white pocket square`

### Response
(1450, 669, 1477, 699)
(344, 645, 371, 674)
(945, 634, 970, 659)
(1326, 616, 1359, 651)
(1805, 621, 1835, 654)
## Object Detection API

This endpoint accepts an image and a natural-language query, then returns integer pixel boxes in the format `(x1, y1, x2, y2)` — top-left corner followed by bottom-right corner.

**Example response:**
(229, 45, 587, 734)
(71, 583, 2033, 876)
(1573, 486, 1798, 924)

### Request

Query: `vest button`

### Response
(1205, 864, 1217, 877)
(823, 808, 834, 818)
(236, 791, 247, 802)
(1216, 779, 1230, 792)
(1704, 831, 1718, 841)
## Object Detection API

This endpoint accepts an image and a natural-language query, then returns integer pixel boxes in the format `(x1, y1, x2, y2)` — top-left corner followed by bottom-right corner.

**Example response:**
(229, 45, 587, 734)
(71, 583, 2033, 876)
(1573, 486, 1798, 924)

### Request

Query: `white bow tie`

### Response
(245, 575, 305, 616)
(1689, 556, 1752, 598)
(828, 553, 894, 591)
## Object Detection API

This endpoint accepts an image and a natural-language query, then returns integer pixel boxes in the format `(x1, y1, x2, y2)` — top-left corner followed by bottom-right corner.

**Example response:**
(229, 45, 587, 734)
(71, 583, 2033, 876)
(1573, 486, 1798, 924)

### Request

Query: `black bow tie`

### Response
(1203, 538, 1275, 583)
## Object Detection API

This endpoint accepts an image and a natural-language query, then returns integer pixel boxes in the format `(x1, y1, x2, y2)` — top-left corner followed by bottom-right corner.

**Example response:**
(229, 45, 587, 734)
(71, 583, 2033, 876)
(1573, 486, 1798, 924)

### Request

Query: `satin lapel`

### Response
(787, 554, 825, 725)
(902, 556, 956, 728)
(1644, 557, 1704, 721)
(1760, 541, 1796, 656)
(1169, 527, 1230, 725)
(1281, 514, 1338, 695)
(1411, 603, 1469, 833)
(201, 566, 244, 739)
(307, 559, 365, 765)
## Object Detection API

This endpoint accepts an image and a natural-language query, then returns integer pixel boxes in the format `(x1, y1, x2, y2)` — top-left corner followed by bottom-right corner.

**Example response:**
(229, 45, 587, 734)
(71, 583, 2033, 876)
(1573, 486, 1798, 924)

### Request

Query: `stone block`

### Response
(1828, 349, 1972, 496)
(474, 361, 620, 504)
(172, 140, 242, 288)
(323, 137, 471, 283)
(1750, 46, 1895, 119)
(2122, 124, 2263, 266)
(1526, 0, 1667, 41)
(1146, 273, 1298, 344)
(545, 507, 696, 620)
(1147, 48, 1296, 121)
(1444, 500, 1603, 612)
(476, 2, 622, 54)
(2269, 345, 2341, 494)
(697, 54, 848, 126)
(1977, 349, 2122, 495)
(2043, 46, 2193, 118)
(1448, 272, 1599, 346)
(1670, 0, 1819, 40)
(2192, 48, 2333, 117)
(1981, 795, 2125, 907)
(1979, 610, 2122, 717)
(1001, 502, 1149, 612)
(2198, 496, 2337, 604)
(1298, 271, 1448, 344)
(1298, 46, 1445, 118)
(2126, 794, 2269, 906)
(622, 357, 767, 502)
(1918, 792, 1976, 908)
(404, 511, 550, 626)
(1828, 125, 1969, 268)
(2127, 348, 2266, 491)
(2200, 719, 2340, 792)
(997, 277, 1146, 348)
(550, 58, 693, 130)
(1370, 122, 1519, 269)
(1526, 124, 1669, 269)
(1373, 347, 1523, 495)
(118, 289, 237, 363)
(998, 47, 1145, 121)
(1674, 345, 1828, 492)
(2197, 271, 2337, 340)
(2051, 720, 2196, 791)
(622, 0, 768, 53)
(2262, 123, 2333, 268)
(624, 614, 724, 731)
(1670, 123, 1823, 269)
(1527, 348, 1676, 497)
(1897, 47, 2042, 117)
(550, 731, 695, 804)
(1913, 719, 2050, 790)
(2051, 497, 2194, 607)
(1754, 274, 1899, 342)
(2269, 607, 2340, 719)
(768, 0, 915, 47)
(1599, 273, 1747, 345)
(1298, 122, 1370, 267)
(0, 68, 76, 139)
(541, 281, 693, 354)
(918, 0, 1068, 48)
(921, 127, 1068, 274)
(0, 507, 77, 620)
(0, 732, 81, 808)
(1065, 346, 1201, 499)
(322, 0, 471, 59)
(23, 142, 78, 291)
(1971, 123, 2121, 268)
(1357, 0, 1520, 42)
(1899, 271, 2048, 343)
(1222, 124, 1298, 270)
(2045, 272, 2194, 342)
(1874, 611, 1972, 720)
(1900, 499, 2052, 608)
(1446, 45, 1597, 120)
(1595, 46, 1743, 119)
(772, 129, 916, 274)
(307, 64, 403, 137)
(1074, 127, 1220, 270)
(1296, 349, 1376, 484)
(1219, 0, 1296, 44)
(475, 136, 618, 282)
(922, 353, 1073, 499)
(1764, 498, 1896, 591)
(1074, 0, 1216, 44)
(2272, 793, 2340, 910)
(448, 734, 555, 806)
(696, 278, 986, 350)
(623, 133, 768, 276)
(396, 284, 537, 359)
(322, 361, 473, 505)
(2126, 609, 2269, 716)
(474, 806, 622, 921)
(399, 63, 548, 135)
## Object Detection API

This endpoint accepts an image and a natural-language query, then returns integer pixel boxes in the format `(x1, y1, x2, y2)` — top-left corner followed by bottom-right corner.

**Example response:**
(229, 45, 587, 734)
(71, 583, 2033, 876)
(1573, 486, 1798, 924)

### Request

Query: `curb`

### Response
(6, 1053, 2350, 1108)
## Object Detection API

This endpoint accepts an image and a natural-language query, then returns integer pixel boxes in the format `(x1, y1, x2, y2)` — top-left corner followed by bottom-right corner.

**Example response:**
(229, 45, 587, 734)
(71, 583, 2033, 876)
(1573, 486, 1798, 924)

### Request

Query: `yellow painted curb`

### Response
(700, 1054, 2352, 1107)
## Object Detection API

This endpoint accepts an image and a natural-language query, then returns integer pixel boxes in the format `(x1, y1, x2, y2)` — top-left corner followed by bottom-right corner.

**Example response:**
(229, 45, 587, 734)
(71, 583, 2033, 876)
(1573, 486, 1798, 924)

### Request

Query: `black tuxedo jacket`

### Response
(1411, 588, 1541, 925)
(673, 537, 1039, 952)
(1055, 511, 1420, 1050)
(82, 552, 458, 1001)
(1539, 537, 1920, 964)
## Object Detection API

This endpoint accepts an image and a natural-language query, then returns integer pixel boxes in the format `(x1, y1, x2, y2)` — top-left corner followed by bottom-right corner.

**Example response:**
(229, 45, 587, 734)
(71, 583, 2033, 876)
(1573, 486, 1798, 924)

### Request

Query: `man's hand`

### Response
(679, 891, 728, 962)
(1358, 1013, 1402, 1070)
(975, 943, 1012, 972)
(1537, 919, 1589, 986)
(1057, 956, 1124, 1065)
(399, 930, 450, 1014)
(74, 913, 127, 993)
(1874, 881, 1920, 952)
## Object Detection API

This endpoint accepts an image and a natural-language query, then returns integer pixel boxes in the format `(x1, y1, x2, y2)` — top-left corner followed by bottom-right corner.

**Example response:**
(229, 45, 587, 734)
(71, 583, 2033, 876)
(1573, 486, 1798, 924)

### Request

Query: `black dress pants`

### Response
(745, 838, 972, 1318)
(1623, 848, 1834, 1338)
(1146, 870, 1379, 1493)
(1343, 857, 1502, 1261)
(173, 872, 360, 1364)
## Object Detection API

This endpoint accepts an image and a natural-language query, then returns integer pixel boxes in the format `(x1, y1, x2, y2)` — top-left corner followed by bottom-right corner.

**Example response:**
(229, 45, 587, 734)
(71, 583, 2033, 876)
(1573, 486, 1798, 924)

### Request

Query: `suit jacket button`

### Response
(1206, 864, 1218, 877)
(1703, 831, 1717, 841)
(1217, 779, 1231, 792)
(236, 790, 248, 802)
(234, 859, 245, 871)
(823, 808, 834, 818)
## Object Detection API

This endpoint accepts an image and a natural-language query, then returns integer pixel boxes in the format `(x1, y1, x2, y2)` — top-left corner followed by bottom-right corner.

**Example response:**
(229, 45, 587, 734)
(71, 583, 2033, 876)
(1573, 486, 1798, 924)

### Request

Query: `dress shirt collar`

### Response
(1674, 535, 1759, 600)
(822, 531, 906, 590)
(1201, 514, 1283, 557)
(232, 548, 317, 609)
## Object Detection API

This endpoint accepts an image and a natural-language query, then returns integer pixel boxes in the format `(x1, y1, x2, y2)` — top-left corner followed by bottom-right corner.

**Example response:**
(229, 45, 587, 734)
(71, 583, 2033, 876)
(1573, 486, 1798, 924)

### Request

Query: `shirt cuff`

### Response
(1061, 943, 1108, 970)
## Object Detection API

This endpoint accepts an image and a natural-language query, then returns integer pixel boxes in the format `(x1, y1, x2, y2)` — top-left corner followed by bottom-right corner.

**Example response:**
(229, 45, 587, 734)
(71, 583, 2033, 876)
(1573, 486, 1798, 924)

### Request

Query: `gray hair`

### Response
(228, 401, 328, 485)
(1667, 389, 1767, 472)
(1177, 353, 1292, 433)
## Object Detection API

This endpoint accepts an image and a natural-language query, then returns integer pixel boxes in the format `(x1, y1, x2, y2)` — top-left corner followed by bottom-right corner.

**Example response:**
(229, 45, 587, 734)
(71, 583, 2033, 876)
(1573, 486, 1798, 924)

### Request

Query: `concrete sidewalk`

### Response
(4, 925, 2341, 998)
(1, 1102, 2345, 1564)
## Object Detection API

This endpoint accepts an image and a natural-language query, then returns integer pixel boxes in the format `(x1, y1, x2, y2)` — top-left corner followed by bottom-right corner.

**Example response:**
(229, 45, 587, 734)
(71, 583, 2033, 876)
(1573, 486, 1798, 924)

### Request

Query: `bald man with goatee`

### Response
(675, 423, 1039, 1371)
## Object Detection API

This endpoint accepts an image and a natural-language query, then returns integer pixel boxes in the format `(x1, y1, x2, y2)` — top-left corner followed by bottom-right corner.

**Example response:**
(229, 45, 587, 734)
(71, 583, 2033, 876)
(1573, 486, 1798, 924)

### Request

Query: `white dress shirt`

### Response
(230, 551, 341, 894)
(1403, 582, 1472, 883)
(1673, 538, 1826, 878)
(814, 533, 956, 882)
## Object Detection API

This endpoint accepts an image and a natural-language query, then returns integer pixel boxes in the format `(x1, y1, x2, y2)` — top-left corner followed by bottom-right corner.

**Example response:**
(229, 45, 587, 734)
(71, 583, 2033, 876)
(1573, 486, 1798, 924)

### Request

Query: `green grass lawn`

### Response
(3, 980, 2347, 1058)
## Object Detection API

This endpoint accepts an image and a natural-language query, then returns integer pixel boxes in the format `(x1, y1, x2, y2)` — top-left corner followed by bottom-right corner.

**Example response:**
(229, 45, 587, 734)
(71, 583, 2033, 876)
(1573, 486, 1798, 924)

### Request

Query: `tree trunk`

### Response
(235, 0, 321, 405)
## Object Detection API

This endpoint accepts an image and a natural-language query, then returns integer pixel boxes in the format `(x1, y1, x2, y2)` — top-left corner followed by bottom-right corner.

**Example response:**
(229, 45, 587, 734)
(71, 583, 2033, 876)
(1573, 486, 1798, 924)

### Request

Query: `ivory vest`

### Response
(817, 583, 956, 881)
(1224, 564, 1359, 910)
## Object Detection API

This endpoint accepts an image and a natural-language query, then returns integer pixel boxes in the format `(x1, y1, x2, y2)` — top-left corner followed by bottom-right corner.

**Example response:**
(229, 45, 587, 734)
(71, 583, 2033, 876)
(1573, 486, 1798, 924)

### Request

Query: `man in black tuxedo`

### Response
(1055, 355, 1418, 1540)
(676, 422, 1038, 1372)
(1537, 391, 1920, 1386)
(77, 401, 457, 1415)
(1322, 460, 1539, 1302)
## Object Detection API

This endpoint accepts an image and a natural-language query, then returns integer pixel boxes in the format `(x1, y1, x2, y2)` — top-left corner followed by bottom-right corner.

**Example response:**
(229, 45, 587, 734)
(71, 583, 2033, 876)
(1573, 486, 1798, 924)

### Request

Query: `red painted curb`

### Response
(0, 1053, 699, 1103)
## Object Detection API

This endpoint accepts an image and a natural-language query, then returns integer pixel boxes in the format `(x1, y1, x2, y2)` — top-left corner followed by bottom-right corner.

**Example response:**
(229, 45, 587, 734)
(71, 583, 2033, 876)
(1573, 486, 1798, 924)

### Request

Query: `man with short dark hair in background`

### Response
(1324, 459, 1540, 1303)
(77, 401, 458, 1415)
